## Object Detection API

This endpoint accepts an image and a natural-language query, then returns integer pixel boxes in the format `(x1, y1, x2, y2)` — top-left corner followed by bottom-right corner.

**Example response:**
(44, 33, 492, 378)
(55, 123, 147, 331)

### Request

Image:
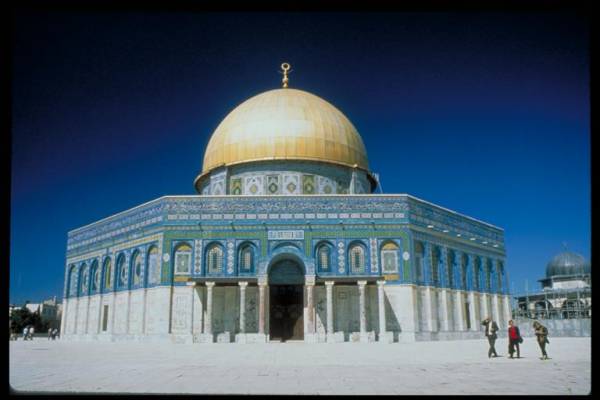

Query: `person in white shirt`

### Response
(481, 316, 499, 358)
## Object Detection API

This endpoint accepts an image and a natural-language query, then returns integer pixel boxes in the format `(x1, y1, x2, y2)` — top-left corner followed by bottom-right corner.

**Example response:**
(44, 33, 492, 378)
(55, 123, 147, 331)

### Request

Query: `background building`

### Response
(515, 251, 591, 319)
(10, 297, 63, 333)
(61, 67, 510, 343)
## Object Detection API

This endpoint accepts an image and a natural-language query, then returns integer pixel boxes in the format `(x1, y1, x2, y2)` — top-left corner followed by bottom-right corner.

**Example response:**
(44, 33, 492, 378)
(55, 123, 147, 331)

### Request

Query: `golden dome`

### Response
(195, 88, 370, 189)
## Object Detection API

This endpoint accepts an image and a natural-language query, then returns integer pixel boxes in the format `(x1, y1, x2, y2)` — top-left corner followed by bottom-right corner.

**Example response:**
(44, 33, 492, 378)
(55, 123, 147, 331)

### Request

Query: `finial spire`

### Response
(281, 62, 291, 88)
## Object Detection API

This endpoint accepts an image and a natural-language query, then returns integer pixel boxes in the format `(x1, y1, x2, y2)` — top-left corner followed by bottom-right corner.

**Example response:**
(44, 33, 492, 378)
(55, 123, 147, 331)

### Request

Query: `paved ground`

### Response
(9, 337, 590, 395)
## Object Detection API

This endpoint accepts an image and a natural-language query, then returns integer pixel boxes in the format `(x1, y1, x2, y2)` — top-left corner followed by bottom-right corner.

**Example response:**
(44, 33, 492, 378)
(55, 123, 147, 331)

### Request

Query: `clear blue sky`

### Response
(10, 11, 590, 304)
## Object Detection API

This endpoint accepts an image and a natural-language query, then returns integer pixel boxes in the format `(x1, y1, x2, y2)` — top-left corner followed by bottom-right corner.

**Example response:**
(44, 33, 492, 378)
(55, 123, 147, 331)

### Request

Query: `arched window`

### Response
(485, 259, 492, 290)
(460, 254, 468, 290)
(174, 243, 192, 275)
(239, 244, 254, 272)
(562, 299, 583, 319)
(473, 257, 481, 291)
(79, 264, 89, 296)
(207, 244, 224, 274)
(147, 246, 160, 285)
(431, 247, 440, 285)
(117, 254, 128, 288)
(381, 241, 399, 274)
(349, 243, 366, 274)
(90, 260, 100, 293)
(414, 241, 424, 282)
(316, 242, 331, 272)
(132, 251, 143, 286)
(103, 257, 112, 290)
(497, 261, 504, 292)
(446, 250, 456, 288)
(68, 265, 78, 297)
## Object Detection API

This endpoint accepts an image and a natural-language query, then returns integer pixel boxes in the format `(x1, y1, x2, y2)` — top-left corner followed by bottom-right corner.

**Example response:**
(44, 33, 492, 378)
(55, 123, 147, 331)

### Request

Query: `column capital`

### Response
(186, 281, 197, 287)
(238, 281, 248, 288)
(325, 280, 335, 287)
(357, 280, 367, 287)
(205, 281, 215, 288)
(305, 275, 316, 286)
(376, 280, 386, 287)
(258, 276, 268, 286)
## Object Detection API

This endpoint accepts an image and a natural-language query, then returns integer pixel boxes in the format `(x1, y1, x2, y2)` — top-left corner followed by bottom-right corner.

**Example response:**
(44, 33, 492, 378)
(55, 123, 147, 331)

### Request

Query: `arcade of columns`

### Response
(191, 278, 511, 341)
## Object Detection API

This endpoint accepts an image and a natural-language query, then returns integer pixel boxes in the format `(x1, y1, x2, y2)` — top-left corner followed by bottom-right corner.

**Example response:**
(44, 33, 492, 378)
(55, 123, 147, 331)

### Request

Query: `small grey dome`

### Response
(546, 252, 591, 278)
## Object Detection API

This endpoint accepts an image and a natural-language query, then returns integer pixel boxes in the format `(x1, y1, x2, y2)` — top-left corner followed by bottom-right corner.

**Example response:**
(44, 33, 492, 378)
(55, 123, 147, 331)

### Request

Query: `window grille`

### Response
(350, 245, 365, 274)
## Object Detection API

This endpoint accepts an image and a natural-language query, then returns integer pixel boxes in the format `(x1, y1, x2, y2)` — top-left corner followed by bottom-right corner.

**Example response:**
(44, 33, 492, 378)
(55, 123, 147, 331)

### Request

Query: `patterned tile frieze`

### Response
(68, 195, 504, 252)
(411, 229, 504, 258)
(108, 234, 163, 254)
(66, 249, 108, 266)
(67, 216, 164, 251)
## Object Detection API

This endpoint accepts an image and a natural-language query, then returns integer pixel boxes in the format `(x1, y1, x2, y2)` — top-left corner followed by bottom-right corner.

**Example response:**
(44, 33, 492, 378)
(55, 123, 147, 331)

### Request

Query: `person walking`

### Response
(22, 326, 29, 341)
(507, 320, 522, 359)
(482, 316, 499, 358)
(28, 326, 35, 340)
(533, 321, 549, 360)
(48, 328, 53, 340)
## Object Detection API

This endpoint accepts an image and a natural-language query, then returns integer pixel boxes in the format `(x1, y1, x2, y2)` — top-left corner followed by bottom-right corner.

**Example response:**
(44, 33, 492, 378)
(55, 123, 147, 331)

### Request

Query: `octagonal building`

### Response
(61, 67, 510, 343)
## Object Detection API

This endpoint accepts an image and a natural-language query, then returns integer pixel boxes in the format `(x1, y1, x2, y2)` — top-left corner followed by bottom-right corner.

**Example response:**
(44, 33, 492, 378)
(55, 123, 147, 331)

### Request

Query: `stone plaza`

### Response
(9, 337, 590, 395)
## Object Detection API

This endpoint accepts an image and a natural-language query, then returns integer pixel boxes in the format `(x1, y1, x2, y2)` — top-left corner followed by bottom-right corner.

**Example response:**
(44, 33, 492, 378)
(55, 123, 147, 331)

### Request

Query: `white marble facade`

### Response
(61, 282, 512, 343)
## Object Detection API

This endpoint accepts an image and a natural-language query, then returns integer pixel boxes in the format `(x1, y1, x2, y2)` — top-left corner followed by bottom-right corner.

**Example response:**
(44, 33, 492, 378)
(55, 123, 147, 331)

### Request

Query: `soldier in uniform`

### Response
(533, 321, 549, 360)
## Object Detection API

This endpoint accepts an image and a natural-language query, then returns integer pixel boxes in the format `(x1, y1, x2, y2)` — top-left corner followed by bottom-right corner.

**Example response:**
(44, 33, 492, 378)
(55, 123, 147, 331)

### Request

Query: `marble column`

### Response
(258, 282, 267, 335)
(306, 278, 315, 335)
(439, 246, 450, 332)
(73, 298, 80, 335)
(97, 294, 104, 334)
(358, 281, 367, 334)
(84, 296, 91, 334)
(377, 280, 386, 335)
(492, 294, 501, 327)
(325, 281, 335, 335)
(141, 287, 148, 335)
(486, 294, 492, 320)
(502, 295, 512, 321)
(238, 281, 248, 333)
(425, 286, 438, 332)
(468, 291, 478, 332)
(204, 282, 215, 336)
(109, 292, 116, 334)
(454, 291, 465, 331)
(60, 298, 69, 335)
(125, 290, 132, 334)
(439, 289, 450, 331)
(188, 282, 195, 335)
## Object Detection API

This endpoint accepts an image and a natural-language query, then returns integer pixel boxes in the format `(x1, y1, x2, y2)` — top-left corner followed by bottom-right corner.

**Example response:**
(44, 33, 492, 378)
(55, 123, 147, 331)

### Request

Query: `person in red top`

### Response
(507, 320, 522, 359)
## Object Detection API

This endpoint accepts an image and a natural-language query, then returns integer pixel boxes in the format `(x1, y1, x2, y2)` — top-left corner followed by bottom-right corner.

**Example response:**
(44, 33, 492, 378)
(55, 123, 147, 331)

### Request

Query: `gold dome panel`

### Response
(200, 88, 370, 176)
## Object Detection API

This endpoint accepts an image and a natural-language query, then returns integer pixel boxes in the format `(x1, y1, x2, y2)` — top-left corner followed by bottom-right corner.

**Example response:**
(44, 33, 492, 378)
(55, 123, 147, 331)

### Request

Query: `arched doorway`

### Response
(268, 258, 304, 341)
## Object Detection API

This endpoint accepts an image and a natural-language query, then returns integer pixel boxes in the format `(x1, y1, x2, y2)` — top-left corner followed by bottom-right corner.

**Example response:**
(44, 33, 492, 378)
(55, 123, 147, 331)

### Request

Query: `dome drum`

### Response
(196, 159, 373, 196)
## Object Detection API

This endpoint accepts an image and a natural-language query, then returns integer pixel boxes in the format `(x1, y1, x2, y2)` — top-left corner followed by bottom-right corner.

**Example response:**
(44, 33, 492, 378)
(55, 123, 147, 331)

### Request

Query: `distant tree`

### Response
(10, 307, 33, 333)
(9, 307, 48, 334)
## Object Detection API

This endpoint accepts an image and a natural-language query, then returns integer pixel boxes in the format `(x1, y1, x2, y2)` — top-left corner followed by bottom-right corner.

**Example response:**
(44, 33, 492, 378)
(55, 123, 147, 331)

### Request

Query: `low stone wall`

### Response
(515, 318, 590, 337)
